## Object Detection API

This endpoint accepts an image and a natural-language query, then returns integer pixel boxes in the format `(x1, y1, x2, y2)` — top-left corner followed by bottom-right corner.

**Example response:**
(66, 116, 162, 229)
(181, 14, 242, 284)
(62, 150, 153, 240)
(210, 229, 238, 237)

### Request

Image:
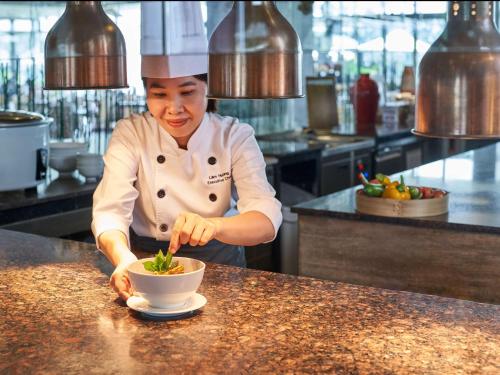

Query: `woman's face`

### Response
(146, 76, 208, 143)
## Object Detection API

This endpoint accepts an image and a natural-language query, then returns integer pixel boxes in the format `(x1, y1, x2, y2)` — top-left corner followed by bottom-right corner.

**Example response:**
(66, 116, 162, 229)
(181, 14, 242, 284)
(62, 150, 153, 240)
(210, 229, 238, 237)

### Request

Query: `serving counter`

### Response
(0, 229, 498, 374)
(292, 142, 500, 304)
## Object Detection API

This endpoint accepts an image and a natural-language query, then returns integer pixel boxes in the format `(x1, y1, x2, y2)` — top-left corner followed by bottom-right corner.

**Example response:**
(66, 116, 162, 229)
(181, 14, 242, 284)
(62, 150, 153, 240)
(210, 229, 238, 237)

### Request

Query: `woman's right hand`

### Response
(97, 230, 138, 302)
(109, 254, 138, 302)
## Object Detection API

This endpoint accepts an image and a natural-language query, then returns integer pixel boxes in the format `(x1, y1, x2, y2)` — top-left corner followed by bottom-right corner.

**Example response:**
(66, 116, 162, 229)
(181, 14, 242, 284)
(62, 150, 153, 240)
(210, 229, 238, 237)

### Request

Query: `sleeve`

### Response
(231, 123, 283, 241)
(91, 119, 140, 250)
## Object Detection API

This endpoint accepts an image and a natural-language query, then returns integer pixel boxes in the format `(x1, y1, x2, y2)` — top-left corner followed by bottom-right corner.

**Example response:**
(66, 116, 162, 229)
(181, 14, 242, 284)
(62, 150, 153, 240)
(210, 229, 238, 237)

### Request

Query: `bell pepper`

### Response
(382, 185, 403, 199)
(409, 186, 423, 199)
(382, 184, 410, 201)
(375, 173, 391, 186)
(359, 173, 385, 197)
(395, 175, 411, 200)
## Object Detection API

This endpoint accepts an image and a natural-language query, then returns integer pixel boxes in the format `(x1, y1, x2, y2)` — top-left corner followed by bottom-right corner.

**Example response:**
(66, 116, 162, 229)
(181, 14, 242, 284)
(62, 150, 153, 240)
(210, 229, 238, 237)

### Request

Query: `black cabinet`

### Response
(320, 149, 373, 196)
(321, 155, 351, 195)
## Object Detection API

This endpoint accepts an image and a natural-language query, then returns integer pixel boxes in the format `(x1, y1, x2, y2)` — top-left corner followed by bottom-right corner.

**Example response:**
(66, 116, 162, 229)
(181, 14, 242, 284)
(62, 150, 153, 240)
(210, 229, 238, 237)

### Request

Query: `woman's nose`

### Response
(165, 97, 184, 115)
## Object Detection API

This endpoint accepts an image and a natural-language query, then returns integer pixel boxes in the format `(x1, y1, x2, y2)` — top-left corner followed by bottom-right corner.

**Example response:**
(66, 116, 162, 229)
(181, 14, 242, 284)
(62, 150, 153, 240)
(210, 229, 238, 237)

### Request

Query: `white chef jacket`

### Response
(91, 111, 282, 249)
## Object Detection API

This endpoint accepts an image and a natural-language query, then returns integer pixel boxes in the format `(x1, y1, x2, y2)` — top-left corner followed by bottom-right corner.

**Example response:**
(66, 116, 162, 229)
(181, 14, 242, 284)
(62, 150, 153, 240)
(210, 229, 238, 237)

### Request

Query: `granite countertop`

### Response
(293, 142, 500, 234)
(1, 229, 498, 374)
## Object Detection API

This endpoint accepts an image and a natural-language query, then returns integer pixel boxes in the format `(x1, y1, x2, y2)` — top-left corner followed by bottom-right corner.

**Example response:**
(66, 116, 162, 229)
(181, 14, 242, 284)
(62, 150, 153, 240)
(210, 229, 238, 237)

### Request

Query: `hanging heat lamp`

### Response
(414, 1, 500, 138)
(208, 1, 303, 99)
(44, 1, 128, 90)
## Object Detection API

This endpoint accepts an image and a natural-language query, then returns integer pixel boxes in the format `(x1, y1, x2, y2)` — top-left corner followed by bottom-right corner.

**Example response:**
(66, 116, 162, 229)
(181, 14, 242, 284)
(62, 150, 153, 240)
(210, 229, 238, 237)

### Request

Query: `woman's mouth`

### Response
(166, 118, 188, 128)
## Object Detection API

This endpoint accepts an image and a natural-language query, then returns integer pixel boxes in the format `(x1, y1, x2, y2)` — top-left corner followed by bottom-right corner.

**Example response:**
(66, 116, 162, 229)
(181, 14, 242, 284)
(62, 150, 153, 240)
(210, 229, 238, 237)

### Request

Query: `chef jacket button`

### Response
(157, 189, 166, 198)
(159, 224, 168, 232)
(209, 193, 217, 202)
(157, 155, 165, 164)
(208, 156, 217, 165)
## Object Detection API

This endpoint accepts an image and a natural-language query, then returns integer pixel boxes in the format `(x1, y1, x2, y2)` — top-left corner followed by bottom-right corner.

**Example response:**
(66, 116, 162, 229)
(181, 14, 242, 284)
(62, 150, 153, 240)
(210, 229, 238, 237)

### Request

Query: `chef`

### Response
(91, 2, 282, 301)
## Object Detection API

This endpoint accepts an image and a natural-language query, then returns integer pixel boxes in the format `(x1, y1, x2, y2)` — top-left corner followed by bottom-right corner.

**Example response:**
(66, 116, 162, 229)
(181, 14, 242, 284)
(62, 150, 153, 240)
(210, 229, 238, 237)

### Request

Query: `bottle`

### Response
(350, 73, 379, 135)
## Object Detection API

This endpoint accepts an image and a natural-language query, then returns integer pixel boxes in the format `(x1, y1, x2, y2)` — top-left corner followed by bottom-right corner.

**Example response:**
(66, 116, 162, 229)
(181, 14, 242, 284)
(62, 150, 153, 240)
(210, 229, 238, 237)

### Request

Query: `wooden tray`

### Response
(355, 189, 449, 217)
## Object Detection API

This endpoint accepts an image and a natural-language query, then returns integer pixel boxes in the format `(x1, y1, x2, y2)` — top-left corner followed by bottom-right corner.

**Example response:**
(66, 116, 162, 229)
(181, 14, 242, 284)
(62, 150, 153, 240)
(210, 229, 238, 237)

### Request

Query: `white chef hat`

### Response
(141, 1, 208, 78)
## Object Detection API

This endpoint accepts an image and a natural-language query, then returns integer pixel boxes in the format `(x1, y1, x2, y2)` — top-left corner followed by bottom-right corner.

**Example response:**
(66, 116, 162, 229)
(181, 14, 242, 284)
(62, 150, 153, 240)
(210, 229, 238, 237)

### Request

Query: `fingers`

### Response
(169, 212, 217, 250)
(110, 272, 133, 302)
(169, 213, 186, 253)
(180, 213, 198, 245)
(198, 223, 215, 246)
(189, 222, 205, 246)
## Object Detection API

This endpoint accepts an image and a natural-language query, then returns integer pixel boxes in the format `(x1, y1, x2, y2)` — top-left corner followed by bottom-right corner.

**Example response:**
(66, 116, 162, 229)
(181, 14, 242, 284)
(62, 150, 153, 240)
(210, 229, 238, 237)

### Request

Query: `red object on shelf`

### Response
(350, 74, 379, 135)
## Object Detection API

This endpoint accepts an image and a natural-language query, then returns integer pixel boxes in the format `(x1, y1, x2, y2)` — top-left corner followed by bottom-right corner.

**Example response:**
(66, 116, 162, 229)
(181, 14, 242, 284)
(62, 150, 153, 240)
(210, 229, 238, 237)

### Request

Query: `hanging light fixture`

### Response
(208, 1, 303, 99)
(414, 1, 500, 139)
(44, 1, 128, 90)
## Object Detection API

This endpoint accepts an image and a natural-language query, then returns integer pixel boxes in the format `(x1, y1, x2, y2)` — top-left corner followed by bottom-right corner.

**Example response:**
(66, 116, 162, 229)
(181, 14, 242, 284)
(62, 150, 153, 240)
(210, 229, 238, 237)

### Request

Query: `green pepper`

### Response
(359, 173, 385, 197)
(409, 186, 423, 199)
(375, 173, 390, 185)
(396, 175, 406, 193)
(364, 184, 384, 197)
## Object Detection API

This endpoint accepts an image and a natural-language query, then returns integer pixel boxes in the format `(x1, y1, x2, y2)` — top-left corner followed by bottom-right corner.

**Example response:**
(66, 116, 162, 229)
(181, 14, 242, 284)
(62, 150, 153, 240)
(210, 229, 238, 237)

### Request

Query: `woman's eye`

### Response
(152, 92, 166, 98)
(181, 91, 195, 96)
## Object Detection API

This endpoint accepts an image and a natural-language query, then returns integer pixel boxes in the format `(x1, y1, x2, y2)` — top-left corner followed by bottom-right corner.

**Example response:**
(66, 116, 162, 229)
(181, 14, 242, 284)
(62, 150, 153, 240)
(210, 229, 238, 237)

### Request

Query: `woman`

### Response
(92, 71, 282, 302)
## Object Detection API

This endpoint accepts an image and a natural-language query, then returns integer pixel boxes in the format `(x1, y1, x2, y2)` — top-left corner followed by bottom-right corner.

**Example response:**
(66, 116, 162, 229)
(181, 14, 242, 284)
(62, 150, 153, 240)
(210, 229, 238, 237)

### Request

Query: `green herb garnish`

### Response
(143, 249, 179, 274)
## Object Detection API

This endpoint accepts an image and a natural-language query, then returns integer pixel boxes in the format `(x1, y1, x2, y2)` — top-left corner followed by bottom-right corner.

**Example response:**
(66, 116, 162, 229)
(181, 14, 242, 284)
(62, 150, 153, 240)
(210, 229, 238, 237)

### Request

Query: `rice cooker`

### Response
(0, 110, 52, 191)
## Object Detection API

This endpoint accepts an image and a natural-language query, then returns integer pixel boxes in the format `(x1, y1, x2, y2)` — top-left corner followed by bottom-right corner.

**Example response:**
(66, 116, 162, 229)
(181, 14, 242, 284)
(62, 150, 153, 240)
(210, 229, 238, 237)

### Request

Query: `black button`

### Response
(159, 224, 168, 232)
(209, 193, 217, 202)
(208, 156, 217, 165)
(157, 155, 165, 164)
(157, 189, 166, 198)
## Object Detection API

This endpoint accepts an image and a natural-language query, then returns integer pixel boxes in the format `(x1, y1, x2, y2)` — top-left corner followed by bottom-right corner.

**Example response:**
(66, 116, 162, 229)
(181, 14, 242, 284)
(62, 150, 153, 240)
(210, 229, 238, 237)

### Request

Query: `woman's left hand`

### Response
(169, 212, 221, 253)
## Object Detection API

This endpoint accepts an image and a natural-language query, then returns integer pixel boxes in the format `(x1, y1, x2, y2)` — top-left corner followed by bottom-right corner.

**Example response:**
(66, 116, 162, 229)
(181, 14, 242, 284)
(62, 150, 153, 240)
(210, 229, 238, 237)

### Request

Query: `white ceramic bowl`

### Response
(49, 142, 87, 175)
(49, 156, 77, 174)
(127, 257, 205, 309)
(77, 153, 104, 180)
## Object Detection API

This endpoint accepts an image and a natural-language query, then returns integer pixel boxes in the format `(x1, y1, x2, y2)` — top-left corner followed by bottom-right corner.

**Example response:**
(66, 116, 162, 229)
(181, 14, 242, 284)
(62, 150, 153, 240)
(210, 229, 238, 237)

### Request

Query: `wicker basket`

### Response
(355, 189, 449, 217)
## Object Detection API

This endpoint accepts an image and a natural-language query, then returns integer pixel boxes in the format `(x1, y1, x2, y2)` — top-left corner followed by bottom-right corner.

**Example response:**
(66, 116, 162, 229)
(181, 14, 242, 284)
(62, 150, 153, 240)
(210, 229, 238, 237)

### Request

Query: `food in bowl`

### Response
(142, 250, 184, 275)
(127, 252, 205, 309)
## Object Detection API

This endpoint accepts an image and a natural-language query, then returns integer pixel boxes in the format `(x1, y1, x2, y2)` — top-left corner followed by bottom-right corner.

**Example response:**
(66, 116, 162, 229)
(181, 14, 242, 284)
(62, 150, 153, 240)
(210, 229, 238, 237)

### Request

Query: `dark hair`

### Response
(142, 74, 217, 113)
(193, 73, 217, 113)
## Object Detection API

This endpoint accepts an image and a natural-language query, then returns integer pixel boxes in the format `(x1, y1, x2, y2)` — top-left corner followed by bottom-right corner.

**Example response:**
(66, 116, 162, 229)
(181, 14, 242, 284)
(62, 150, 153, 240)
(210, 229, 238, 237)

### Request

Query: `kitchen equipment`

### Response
(0, 110, 52, 191)
(49, 141, 87, 177)
(415, 1, 500, 138)
(306, 76, 339, 131)
(44, 1, 128, 90)
(356, 189, 449, 217)
(208, 1, 303, 99)
(76, 153, 104, 181)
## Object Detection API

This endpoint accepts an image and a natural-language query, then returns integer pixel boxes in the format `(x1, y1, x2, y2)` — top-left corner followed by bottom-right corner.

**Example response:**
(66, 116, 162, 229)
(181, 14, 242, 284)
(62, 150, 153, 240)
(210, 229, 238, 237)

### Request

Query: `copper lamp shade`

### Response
(44, 1, 128, 90)
(208, 1, 303, 99)
(415, 1, 500, 139)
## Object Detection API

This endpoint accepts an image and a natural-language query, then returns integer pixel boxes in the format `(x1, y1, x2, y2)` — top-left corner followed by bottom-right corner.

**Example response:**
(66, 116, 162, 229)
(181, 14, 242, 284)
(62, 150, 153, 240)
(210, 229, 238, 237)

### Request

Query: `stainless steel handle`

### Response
(375, 151, 402, 163)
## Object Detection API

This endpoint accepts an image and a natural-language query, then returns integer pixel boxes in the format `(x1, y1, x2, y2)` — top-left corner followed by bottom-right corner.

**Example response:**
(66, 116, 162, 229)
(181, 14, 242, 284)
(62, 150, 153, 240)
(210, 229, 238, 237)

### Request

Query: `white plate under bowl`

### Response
(127, 293, 207, 317)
